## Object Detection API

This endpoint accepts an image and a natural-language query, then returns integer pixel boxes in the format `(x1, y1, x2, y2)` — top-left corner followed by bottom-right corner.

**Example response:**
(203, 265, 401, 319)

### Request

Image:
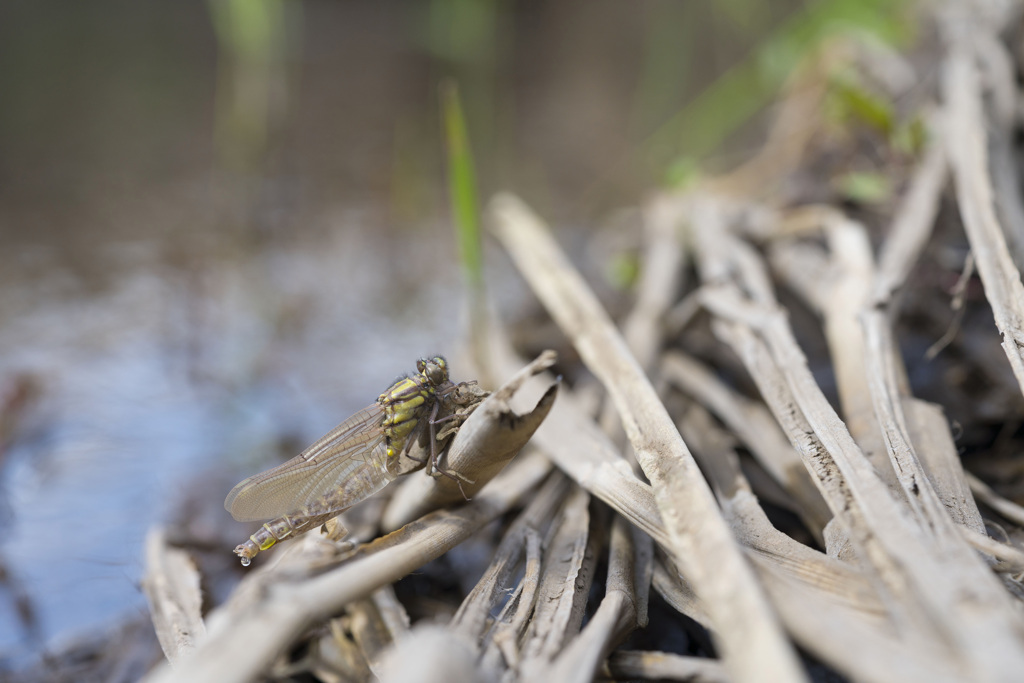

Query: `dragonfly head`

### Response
(417, 356, 449, 386)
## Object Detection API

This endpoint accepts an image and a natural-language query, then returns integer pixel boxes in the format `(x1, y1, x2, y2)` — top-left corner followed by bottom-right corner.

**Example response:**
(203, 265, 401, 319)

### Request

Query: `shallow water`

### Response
(0, 224, 469, 662)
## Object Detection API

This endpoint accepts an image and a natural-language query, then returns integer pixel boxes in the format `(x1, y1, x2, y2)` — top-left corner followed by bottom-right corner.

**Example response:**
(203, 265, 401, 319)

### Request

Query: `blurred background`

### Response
(0, 0, 907, 672)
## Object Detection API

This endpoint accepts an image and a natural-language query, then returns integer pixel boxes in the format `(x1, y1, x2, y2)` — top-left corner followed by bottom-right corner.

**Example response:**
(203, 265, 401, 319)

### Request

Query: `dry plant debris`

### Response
(142, 3, 1024, 682)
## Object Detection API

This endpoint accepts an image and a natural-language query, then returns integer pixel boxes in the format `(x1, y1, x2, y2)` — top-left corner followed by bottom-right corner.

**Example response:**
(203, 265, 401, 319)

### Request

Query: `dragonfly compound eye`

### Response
(423, 356, 448, 385)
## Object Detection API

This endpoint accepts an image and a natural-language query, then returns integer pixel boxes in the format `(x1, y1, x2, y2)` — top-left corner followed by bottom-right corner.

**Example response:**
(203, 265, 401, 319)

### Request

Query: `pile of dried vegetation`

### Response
(135, 2, 1024, 682)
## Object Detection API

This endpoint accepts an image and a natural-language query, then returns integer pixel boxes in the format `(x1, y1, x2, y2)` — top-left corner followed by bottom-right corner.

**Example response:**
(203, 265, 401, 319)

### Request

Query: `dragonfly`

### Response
(224, 356, 485, 565)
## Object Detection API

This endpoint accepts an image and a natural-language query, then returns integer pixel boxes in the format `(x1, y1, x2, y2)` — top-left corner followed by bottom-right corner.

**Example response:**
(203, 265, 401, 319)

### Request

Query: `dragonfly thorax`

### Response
(379, 356, 451, 459)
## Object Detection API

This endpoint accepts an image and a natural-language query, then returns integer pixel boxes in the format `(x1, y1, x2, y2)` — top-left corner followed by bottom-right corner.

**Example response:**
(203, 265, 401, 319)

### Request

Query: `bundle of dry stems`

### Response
(143, 3, 1024, 681)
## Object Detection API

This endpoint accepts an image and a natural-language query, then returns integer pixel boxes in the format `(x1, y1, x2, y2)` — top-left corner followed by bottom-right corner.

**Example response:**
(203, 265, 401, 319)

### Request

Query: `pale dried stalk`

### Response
(738, 498, 961, 683)
(315, 623, 372, 682)
(870, 119, 948, 306)
(677, 404, 903, 642)
(449, 472, 569, 640)
(489, 333, 891, 631)
(766, 113, 995, 590)
(696, 264, 850, 528)
(487, 354, 671, 549)
(771, 196, 986, 551)
(652, 552, 708, 626)
(900, 397, 985, 533)
(594, 193, 677, 637)
(142, 451, 551, 683)
(344, 589, 409, 678)
(677, 379, 963, 683)
(944, 48, 1024, 398)
(545, 516, 642, 683)
(599, 193, 686, 439)
(606, 650, 731, 683)
(771, 212, 902, 492)
(476, 202, 996, 679)
(490, 193, 807, 683)
(682, 394, 964, 683)
(730, 492, 890, 628)
(142, 528, 207, 665)
(865, 116, 984, 535)
(707, 295, 1024, 679)
(769, 130, 983, 535)
(676, 404, 881, 618)
(480, 528, 543, 675)
(372, 585, 410, 642)
(959, 525, 1024, 573)
(757, 557, 963, 683)
(966, 471, 1024, 529)
(860, 314, 991, 540)
(955, 8, 1024, 267)
(519, 486, 595, 667)
(699, 232, 1024, 681)
(854, 189, 988, 537)
(661, 351, 831, 536)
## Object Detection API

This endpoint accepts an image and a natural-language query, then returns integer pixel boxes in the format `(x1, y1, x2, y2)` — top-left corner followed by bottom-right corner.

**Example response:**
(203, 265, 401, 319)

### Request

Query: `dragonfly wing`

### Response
(225, 404, 394, 522)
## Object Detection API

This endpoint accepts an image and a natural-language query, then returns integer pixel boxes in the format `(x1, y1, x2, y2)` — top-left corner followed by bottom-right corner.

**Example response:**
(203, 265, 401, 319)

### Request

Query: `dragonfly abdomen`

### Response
(234, 461, 391, 564)
(235, 512, 325, 565)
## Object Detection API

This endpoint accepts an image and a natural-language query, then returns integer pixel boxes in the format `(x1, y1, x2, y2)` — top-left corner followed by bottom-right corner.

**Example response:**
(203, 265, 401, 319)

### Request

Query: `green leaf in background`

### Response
(440, 79, 484, 292)
(891, 115, 928, 157)
(664, 156, 703, 191)
(425, 0, 499, 65)
(649, 0, 911, 185)
(440, 78, 495, 386)
(207, 0, 295, 172)
(828, 72, 894, 136)
(208, 0, 286, 60)
(607, 252, 641, 292)
(834, 170, 892, 204)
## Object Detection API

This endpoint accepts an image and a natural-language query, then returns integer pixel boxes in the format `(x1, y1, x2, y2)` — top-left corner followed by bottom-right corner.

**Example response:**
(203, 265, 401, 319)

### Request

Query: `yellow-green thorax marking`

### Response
(378, 356, 450, 460)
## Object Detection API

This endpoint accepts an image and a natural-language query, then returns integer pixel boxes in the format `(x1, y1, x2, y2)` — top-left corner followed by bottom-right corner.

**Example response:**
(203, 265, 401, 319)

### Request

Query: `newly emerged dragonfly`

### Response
(225, 356, 485, 565)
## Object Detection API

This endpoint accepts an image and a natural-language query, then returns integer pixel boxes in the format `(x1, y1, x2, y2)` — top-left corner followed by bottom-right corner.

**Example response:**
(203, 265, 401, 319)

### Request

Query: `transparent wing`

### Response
(224, 404, 394, 522)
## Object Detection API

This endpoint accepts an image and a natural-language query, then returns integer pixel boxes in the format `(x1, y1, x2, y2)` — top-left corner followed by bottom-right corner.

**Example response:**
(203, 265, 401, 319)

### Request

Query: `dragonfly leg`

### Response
(424, 400, 473, 499)
(426, 399, 439, 473)
(439, 380, 477, 396)
(401, 413, 430, 464)
(439, 381, 488, 411)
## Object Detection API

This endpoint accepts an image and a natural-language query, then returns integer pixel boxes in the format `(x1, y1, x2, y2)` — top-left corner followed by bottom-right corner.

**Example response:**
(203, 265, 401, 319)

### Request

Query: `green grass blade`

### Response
(440, 78, 495, 385)
(440, 79, 484, 292)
